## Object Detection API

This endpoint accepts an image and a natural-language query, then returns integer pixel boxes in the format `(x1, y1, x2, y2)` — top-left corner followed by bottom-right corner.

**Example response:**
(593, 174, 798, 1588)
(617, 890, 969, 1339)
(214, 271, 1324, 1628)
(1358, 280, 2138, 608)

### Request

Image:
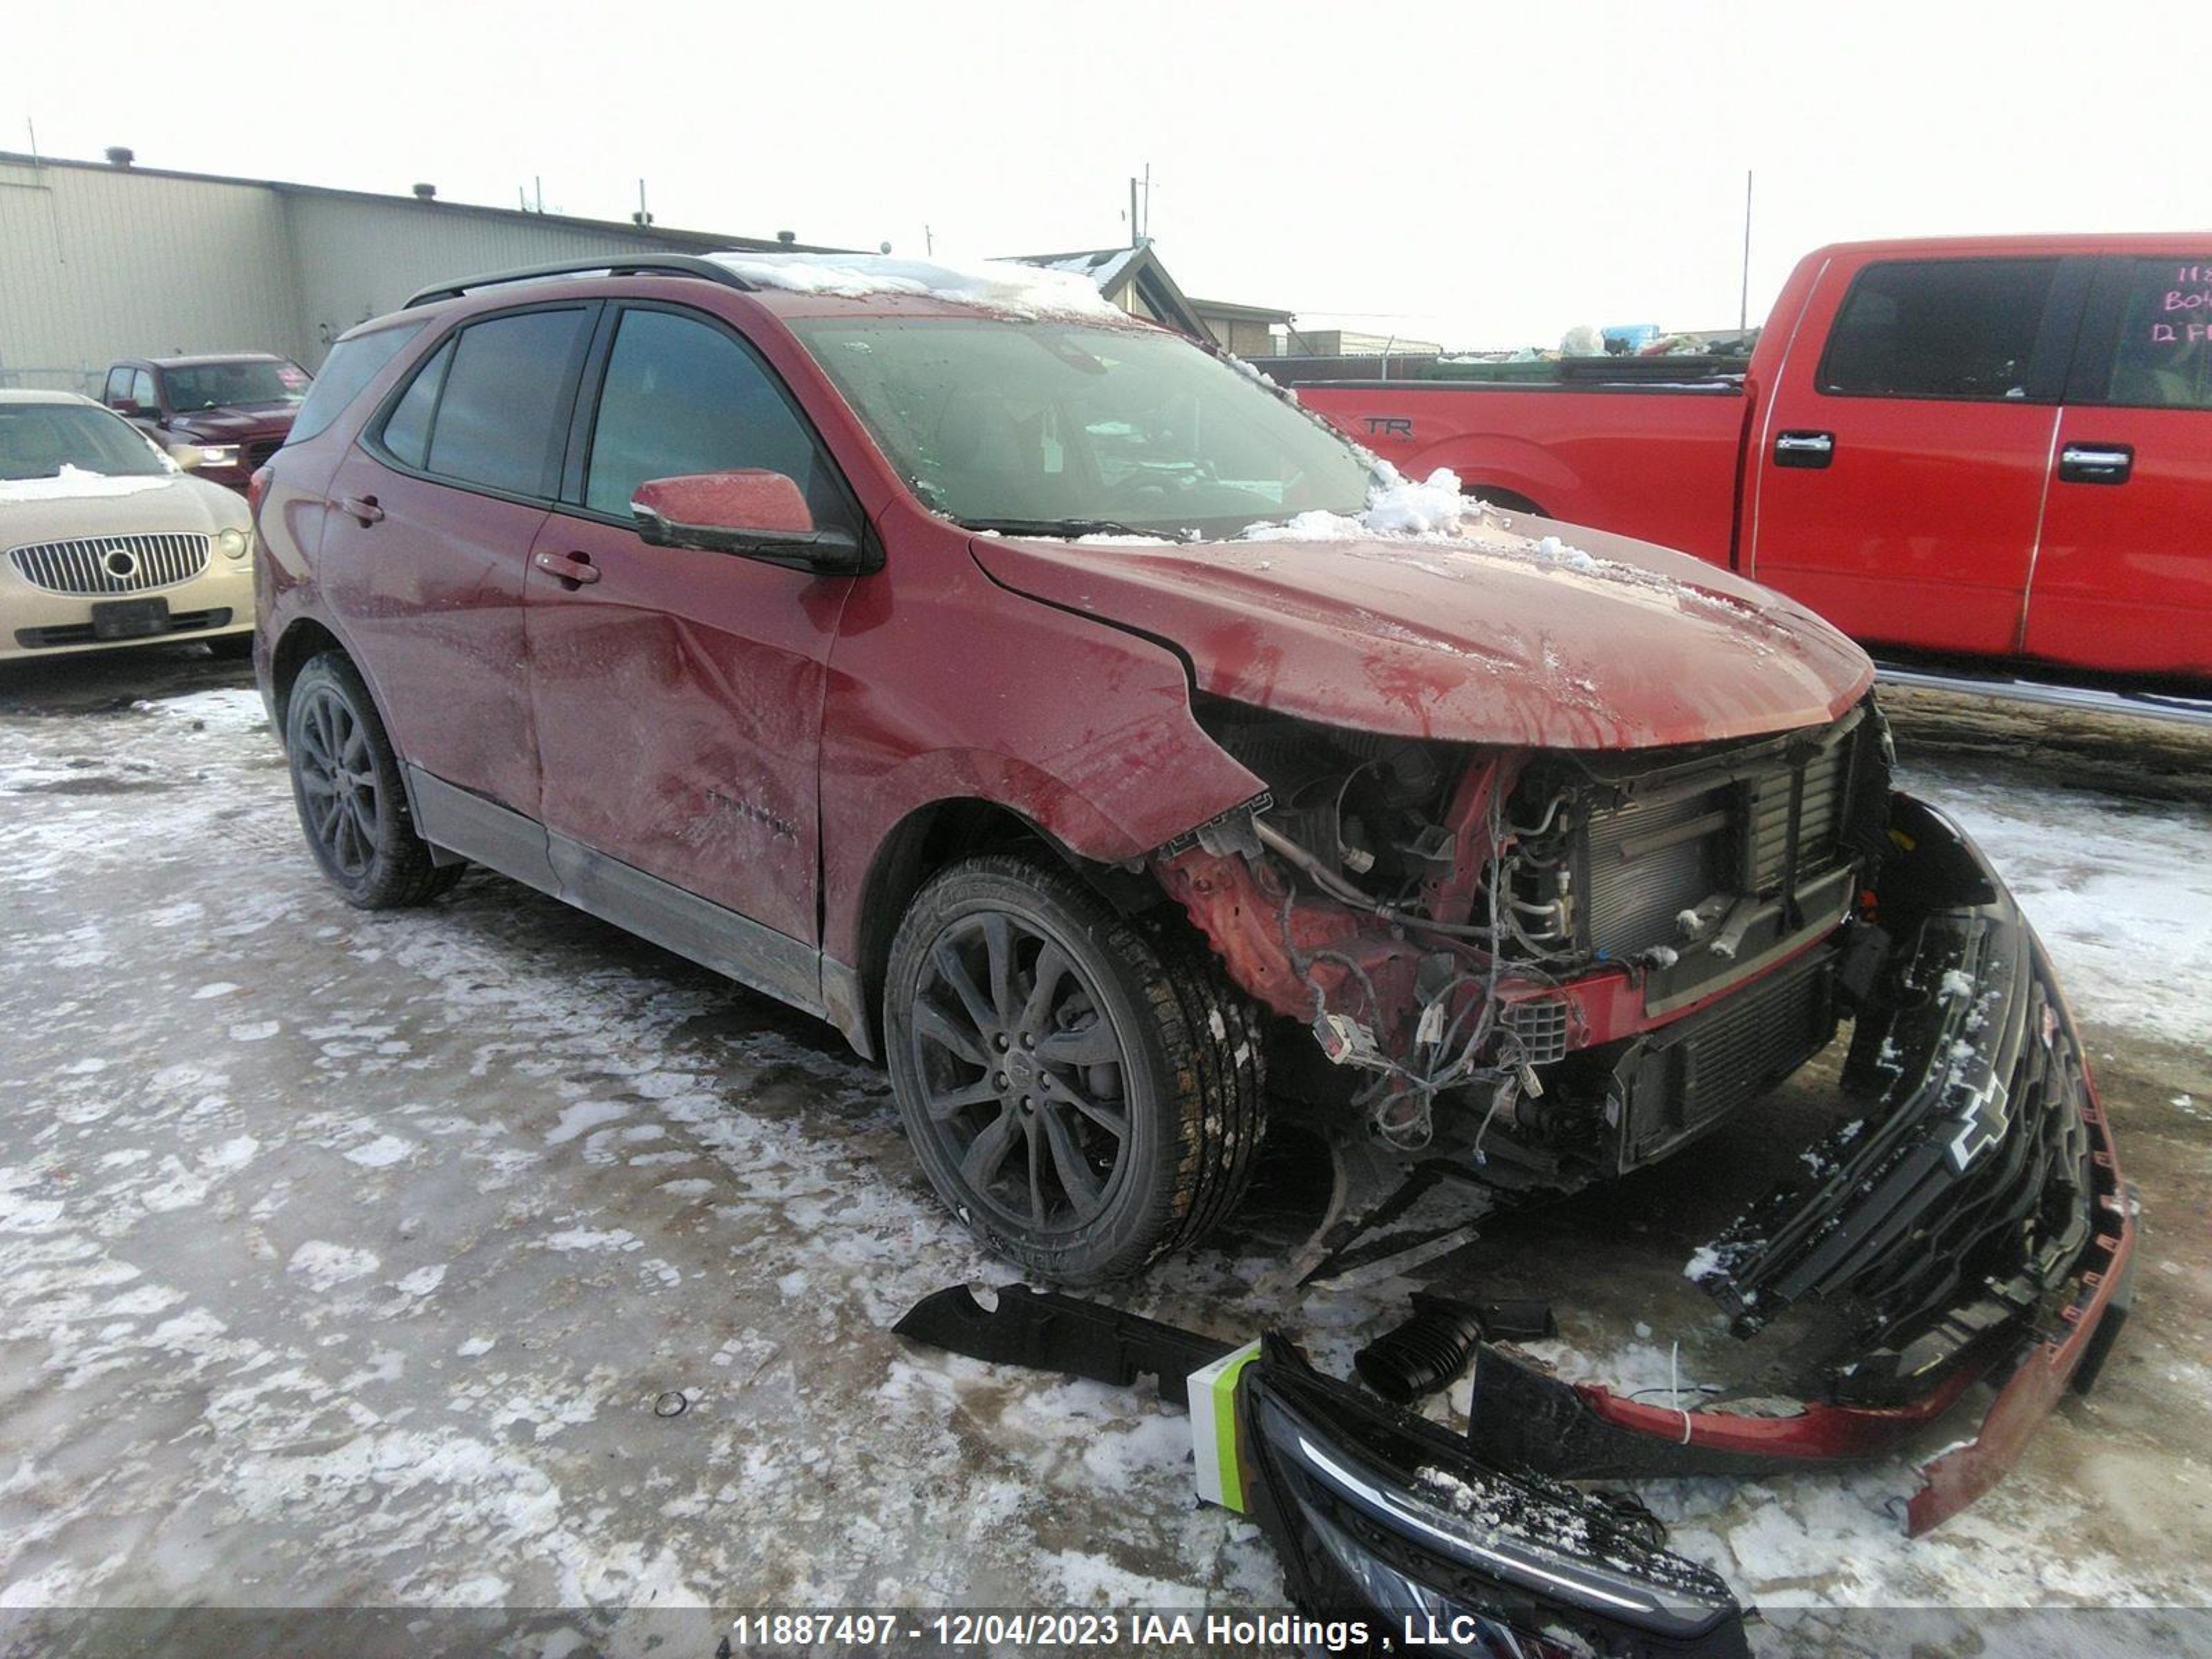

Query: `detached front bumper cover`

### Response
(1465, 794, 2137, 1533)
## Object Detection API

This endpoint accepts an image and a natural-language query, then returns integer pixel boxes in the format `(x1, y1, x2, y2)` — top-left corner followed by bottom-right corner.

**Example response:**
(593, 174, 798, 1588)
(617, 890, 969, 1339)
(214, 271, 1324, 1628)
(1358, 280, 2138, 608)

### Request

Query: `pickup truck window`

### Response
(789, 317, 1374, 539)
(1819, 259, 2059, 402)
(162, 359, 310, 413)
(2093, 257, 2212, 410)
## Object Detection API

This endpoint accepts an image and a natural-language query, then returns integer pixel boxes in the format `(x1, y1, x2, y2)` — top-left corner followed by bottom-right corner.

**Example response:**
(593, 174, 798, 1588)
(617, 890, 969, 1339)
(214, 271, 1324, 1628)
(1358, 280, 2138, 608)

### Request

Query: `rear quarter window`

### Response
(288, 321, 429, 445)
(1819, 259, 2059, 402)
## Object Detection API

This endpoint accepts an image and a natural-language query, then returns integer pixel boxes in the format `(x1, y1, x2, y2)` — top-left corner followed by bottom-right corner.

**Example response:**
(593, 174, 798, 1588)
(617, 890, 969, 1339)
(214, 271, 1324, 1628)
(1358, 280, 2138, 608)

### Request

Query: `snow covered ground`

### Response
(0, 652, 2206, 1656)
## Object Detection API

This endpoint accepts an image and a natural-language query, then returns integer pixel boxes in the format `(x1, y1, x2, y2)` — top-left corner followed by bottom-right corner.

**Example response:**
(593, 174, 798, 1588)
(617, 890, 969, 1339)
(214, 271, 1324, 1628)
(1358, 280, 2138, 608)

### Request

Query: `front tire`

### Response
(884, 853, 1265, 1284)
(283, 652, 458, 909)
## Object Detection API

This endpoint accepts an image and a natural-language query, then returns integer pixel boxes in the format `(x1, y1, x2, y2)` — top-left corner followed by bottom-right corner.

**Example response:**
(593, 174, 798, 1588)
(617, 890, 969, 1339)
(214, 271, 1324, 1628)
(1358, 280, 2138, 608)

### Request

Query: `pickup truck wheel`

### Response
(283, 653, 460, 910)
(885, 854, 1265, 1284)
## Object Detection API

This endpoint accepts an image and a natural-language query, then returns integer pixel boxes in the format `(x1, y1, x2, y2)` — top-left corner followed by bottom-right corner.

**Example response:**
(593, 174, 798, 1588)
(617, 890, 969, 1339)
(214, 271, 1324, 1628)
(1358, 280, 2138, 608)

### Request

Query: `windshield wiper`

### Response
(957, 516, 1173, 541)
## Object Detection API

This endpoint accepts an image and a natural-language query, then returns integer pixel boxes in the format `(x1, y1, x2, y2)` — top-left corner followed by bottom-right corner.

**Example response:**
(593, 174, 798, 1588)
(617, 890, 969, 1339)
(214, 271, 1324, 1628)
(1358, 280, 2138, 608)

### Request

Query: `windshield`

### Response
(0, 402, 172, 481)
(788, 317, 1374, 538)
(162, 359, 311, 412)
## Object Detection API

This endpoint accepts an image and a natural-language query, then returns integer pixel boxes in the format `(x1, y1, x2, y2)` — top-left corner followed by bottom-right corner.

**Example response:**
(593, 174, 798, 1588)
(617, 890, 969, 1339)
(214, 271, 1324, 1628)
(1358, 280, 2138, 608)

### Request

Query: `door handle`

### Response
(1773, 431, 1835, 469)
(2058, 443, 2133, 485)
(534, 550, 601, 587)
(338, 494, 384, 525)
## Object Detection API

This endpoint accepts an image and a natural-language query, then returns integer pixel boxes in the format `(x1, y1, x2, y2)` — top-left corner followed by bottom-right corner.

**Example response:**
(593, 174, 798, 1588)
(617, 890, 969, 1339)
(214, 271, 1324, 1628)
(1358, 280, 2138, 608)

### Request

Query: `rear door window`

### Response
(1819, 259, 2060, 401)
(131, 369, 158, 410)
(420, 308, 593, 498)
(580, 306, 853, 530)
(2079, 257, 2212, 410)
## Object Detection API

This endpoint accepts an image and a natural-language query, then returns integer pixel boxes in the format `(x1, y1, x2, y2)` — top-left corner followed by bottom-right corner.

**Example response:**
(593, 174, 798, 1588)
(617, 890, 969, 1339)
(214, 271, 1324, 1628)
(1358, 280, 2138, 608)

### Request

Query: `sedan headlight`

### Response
(216, 527, 249, 559)
(196, 444, 240, 468)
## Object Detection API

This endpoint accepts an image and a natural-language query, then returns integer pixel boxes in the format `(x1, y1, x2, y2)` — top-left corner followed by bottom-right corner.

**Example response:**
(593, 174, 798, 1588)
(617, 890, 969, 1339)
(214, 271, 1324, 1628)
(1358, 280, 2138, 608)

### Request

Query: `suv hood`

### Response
(970, 515, 1873, 749)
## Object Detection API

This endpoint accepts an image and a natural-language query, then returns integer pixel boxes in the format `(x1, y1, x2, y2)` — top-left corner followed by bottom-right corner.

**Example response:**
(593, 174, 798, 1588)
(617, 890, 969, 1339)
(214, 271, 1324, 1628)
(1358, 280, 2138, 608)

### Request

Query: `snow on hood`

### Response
(968, 469, 1874, 751)
(704, 252, 1125, 321)
(0, 465, 176, 504)
(0, 469, 247, 545)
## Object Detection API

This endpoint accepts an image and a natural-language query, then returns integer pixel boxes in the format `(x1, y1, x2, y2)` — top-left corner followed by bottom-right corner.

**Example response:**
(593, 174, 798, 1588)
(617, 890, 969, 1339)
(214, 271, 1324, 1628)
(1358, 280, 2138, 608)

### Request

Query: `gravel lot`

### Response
(1, 648, 2207, 1656)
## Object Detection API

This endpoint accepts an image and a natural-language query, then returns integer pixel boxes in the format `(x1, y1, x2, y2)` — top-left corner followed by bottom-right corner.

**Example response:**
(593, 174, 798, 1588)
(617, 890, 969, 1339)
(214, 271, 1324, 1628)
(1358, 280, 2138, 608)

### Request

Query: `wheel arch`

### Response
(269, 616, 352, 728)
(832, 796, 1161, 1061)
(268, 615, 440, 842)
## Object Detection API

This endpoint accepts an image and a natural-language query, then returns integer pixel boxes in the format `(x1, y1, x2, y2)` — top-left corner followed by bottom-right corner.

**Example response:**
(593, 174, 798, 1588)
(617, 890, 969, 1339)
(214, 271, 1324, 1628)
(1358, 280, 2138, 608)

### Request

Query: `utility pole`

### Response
(633, 178, 653, 227)
(924, 223, 934, 256)
(1127, 165, 1152, 246)
(1740, 169, 1754, 332)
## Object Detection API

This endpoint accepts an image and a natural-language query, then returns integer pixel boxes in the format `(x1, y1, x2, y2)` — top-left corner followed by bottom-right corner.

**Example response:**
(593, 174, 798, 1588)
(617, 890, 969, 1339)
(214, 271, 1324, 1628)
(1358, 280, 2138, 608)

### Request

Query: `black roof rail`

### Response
(402, 254, 756, 310)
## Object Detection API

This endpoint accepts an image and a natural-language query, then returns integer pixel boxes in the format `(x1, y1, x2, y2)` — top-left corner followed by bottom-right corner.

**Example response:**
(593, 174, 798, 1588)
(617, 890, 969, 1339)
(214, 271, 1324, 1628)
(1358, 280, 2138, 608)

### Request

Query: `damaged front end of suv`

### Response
(962, 507, 2133, 1540)
(1143, 691, 2133, 1533)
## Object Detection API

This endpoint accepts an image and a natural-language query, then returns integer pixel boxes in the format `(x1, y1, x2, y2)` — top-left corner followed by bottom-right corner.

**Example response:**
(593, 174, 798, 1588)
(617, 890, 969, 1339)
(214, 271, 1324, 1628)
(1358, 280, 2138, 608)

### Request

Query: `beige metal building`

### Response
(1, 150, 1305, 397)
(0, 150, 832, 395)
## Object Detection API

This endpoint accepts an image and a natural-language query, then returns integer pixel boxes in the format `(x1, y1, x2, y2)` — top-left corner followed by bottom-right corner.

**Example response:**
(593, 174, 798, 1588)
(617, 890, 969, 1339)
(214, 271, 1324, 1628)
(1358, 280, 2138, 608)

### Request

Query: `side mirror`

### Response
(111, 397, 143, 418)
(631, 471, 874, 577)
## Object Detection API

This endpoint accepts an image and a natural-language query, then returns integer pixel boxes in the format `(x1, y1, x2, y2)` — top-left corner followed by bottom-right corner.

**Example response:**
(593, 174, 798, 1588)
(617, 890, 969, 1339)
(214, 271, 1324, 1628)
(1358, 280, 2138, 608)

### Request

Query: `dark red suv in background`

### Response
(250, 253, 2128, 1539)
(105, 351, 310, 492)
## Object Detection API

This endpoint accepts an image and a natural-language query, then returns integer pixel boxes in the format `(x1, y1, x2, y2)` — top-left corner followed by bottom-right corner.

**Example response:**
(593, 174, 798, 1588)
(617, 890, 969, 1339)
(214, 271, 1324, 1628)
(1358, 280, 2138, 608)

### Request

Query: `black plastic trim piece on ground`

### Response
(891, 1283, 1231, 1395)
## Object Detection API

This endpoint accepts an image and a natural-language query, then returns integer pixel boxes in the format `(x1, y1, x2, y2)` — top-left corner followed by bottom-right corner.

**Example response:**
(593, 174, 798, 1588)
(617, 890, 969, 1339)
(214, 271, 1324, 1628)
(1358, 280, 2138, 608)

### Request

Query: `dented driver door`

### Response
(522, 302, 864, 957)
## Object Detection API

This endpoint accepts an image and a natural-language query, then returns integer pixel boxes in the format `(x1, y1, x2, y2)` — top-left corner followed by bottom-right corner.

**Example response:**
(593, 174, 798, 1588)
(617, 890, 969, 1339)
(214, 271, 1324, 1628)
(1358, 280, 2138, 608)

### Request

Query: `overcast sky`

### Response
(7, 0, 2203, 349)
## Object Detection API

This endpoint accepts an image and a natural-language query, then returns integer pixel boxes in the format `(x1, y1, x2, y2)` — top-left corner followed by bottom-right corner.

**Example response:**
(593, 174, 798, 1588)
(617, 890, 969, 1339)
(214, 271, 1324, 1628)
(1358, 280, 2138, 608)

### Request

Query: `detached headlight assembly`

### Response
(1238, 1337, 1750, 1659)
(216, 527, 249, 559)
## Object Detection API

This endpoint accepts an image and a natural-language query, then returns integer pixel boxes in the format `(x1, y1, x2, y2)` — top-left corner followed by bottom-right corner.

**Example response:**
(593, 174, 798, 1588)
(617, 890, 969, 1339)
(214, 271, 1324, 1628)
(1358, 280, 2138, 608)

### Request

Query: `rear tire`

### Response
(283, 652, 459, 909)
(884, 853, 1265, 1284)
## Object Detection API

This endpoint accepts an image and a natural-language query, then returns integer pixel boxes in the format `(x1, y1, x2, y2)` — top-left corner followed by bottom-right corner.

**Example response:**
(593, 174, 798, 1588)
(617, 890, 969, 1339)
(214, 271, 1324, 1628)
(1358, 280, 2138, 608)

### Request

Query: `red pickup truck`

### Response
(1285, 235, 2212, 686)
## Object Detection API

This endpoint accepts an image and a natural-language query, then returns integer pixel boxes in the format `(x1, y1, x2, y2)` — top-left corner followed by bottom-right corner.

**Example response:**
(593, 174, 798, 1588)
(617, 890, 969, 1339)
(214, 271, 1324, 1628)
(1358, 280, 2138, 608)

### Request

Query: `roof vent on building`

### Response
(777, 230, 796, 245)
(104, 146, 135, 168)
(413, 182, 437, 200)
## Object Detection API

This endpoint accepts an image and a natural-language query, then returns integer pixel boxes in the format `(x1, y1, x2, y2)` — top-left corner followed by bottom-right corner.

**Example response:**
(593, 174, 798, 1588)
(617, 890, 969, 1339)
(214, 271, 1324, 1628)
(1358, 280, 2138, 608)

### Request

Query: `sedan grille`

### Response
(8, 533, 212, 597)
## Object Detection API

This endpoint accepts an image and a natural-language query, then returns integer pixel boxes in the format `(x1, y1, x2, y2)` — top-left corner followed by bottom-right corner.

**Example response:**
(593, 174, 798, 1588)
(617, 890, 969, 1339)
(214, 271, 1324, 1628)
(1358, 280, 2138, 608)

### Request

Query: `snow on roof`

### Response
(1020, 247, 1143, 288)
(704, 252, 1125, 321)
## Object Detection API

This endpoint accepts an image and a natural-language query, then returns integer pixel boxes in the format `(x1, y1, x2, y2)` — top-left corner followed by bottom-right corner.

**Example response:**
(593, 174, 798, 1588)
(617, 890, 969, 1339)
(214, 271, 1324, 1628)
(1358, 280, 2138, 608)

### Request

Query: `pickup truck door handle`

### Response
(2057, 443, 2133, 485)
(338, 494, 384, 525)
(1773, 431, 1835, 469)
(534, 550, 601, 586)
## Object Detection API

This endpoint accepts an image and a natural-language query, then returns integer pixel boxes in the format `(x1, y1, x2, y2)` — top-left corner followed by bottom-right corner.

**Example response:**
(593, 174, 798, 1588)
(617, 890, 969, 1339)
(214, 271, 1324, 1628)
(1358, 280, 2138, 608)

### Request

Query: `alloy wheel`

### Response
(908, 912, 1134, 1234)
(293, 684, 381, 881)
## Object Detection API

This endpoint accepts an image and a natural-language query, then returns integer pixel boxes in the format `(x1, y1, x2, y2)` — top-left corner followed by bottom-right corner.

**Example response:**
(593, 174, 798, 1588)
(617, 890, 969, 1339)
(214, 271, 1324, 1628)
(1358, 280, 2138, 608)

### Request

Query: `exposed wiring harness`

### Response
(1268, 779, 1557, 1153)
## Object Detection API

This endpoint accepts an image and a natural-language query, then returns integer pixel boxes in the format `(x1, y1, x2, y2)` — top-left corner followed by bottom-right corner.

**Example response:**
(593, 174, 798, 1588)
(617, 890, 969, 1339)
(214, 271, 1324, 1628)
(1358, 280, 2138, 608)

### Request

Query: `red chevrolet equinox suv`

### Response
(252, 258, 2128, 1501)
